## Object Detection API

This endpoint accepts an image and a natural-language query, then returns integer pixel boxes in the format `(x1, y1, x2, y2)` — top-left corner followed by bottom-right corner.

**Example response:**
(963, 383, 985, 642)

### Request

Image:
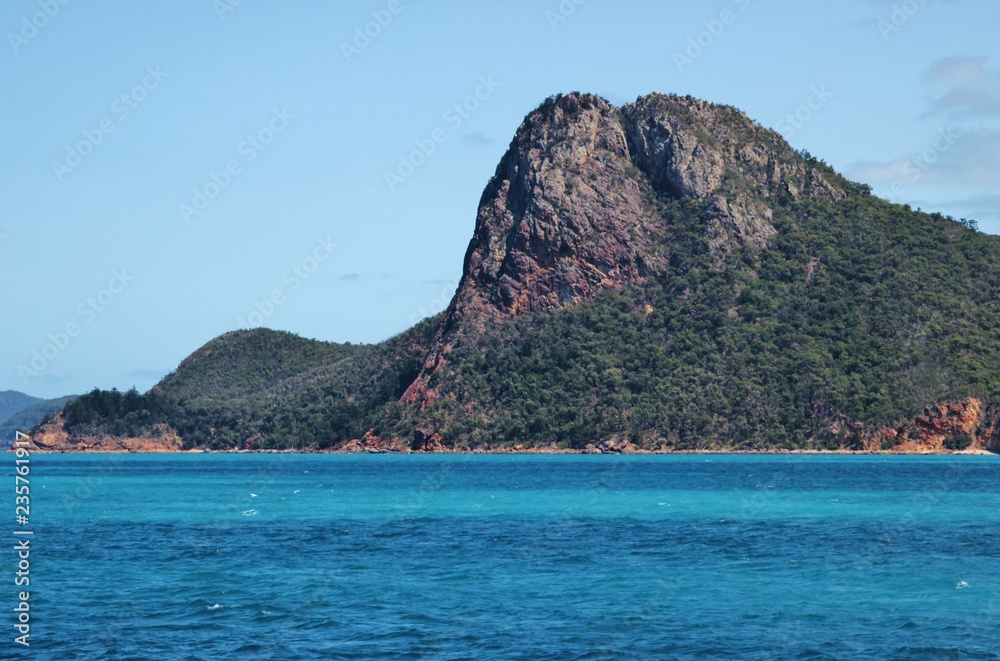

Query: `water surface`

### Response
(3, 454, 998, 659)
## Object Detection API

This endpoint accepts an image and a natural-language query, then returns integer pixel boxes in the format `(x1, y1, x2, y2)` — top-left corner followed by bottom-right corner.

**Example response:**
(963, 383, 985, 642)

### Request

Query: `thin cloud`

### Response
(946, 190, 1000, 223)
(461, 131, 493, 145)
(34, 373, 73, 387)
(924, 56, 987, 85)
(850, 126, 1000, 190)
(923, 55, 1000, 118)
(849, 56, 1000, 220)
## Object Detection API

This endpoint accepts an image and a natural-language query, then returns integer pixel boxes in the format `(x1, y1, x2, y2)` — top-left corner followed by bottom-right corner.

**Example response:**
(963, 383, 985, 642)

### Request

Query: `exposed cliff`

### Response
(460, 93, 847, 317)
(866, 398, 985, 453)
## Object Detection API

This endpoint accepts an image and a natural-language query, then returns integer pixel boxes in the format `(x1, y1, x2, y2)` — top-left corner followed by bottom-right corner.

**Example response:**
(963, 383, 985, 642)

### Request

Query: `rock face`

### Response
(582, 438, 638, 454)
(622, 95, 843, 258)
(24, 414, 182, 453)
(982, 411, 1000, 452)
(458, 93, 845, 319)
(332, 428, 408, 454)
(402, 92, 848, 408)
(460, 95, 652, 317)
(869, 398, 986, 452)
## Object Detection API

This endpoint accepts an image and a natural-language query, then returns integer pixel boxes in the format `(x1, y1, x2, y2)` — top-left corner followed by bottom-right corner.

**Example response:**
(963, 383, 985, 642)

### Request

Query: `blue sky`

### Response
(2, 0, 999, 399)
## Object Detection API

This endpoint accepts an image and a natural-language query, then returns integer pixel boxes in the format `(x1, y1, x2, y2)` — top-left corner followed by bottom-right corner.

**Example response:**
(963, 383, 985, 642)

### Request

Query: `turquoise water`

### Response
(3, 454, 999, 659)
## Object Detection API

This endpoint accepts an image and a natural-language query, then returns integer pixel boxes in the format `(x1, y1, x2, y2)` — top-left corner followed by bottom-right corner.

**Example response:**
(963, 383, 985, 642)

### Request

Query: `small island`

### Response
(25, 93, 1000, 456)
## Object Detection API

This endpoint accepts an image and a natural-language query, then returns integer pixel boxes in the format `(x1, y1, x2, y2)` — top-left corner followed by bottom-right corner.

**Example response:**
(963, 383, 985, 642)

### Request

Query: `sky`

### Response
(2, 0, 999, 399)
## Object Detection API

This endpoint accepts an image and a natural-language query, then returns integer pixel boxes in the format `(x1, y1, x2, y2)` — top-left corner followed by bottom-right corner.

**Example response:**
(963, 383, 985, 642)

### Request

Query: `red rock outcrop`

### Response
(332, 428, 409, 453)
(582, 438, 638, 454)
(410, 427, 448, 453)
(868, 398, 985, 452)
(23, 413, 183, 453)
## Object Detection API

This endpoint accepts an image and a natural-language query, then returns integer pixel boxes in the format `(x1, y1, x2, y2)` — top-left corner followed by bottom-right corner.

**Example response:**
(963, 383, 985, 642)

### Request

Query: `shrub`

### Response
(943, 433, 974, 451)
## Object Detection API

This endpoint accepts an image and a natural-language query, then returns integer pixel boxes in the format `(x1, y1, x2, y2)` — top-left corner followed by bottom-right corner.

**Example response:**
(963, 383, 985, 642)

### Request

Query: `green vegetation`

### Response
(944, 433, 974, 451)
(155, 329, 361, 402)
(63, 388, 166, 438)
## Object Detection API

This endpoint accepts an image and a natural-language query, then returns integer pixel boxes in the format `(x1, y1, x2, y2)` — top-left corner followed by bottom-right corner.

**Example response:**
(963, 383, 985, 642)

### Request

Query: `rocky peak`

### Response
(401, 91, 849, 407)
(456, 92, 847, 320)
(458, 93, 648, 317)
(621, 93, 845, 204)
(622, 94, 846, 257)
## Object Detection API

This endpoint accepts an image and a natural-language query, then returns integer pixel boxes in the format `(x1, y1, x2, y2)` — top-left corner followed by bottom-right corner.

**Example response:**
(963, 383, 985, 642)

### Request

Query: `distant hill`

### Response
(27, 92, 1000, 453)
(0, 394, 77, 449)
(0, 391, 41, 423)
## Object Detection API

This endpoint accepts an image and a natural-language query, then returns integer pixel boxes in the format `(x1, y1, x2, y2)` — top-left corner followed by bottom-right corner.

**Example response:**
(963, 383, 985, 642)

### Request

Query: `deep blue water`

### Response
(2, 454, 999, 659)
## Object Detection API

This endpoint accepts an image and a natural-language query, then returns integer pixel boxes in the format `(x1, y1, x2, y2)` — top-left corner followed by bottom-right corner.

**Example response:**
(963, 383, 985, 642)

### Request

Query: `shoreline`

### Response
(17, 446, 997, 456)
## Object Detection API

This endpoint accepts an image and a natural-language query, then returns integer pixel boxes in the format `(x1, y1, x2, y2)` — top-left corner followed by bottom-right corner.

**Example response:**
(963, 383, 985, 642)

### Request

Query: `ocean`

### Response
(3, 454, 999, 659)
